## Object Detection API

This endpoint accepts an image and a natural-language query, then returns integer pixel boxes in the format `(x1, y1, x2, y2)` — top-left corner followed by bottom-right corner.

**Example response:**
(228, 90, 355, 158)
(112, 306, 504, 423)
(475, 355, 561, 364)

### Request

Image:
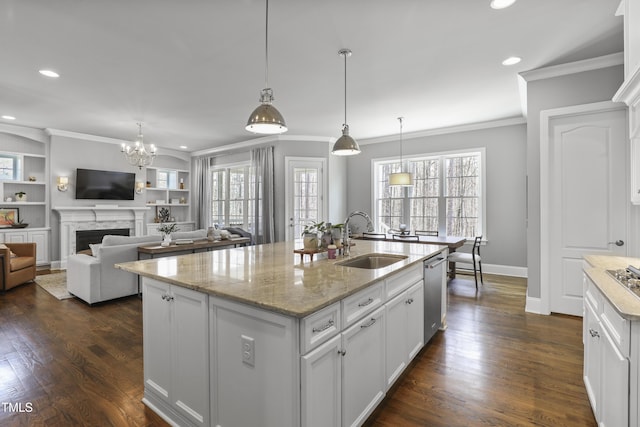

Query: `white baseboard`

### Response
(525, 295, 548, 314)
(454, 263, 527, 278)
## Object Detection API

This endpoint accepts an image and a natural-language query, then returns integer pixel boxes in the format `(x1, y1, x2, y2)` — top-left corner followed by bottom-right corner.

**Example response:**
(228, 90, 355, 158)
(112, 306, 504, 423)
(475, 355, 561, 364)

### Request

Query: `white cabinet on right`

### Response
(583, 274, 633, 427)
(385, 280, 424, 388)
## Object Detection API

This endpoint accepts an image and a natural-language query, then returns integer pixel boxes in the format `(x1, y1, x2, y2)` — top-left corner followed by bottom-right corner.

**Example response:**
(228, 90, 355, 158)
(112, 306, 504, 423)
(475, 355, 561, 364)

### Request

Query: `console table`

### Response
(137, 237, 250, 259)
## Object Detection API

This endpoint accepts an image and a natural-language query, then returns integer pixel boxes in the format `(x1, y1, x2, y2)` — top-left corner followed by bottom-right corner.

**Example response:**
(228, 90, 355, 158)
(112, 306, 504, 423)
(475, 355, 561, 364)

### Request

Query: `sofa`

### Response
(67, 229, 207, 304)
(0, 243, 36, 292)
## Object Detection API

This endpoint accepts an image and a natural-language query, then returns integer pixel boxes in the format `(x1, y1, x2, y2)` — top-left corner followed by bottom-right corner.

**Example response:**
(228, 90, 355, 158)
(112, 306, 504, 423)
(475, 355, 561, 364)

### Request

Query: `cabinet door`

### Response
(28, 230, 48, 265)
(342, 306, 386, 427)
(600, 325, 629, 427)
(171, 285, 209, 426)
(142, 279, 172, 400)
(583, 299, 601, 419)
(5, 231, 27, 243)
(385, 292, 408, 389)
(406, 281, 425, 361)
(301, 334, 342, 427)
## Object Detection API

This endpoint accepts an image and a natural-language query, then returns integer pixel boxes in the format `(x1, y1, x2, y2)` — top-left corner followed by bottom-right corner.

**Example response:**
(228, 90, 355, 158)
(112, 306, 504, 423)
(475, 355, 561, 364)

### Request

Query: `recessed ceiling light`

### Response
(180, 145, 188, 150)
(1, 115, 16, 120)
(490, 0, 517, 9)
(39, 69, 60, 78)
(502, 56, 522, 66)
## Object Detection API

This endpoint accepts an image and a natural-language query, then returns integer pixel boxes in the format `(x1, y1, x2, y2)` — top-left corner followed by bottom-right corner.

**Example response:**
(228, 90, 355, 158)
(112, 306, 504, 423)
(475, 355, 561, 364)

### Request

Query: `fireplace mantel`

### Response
(53, 206, 150, 268)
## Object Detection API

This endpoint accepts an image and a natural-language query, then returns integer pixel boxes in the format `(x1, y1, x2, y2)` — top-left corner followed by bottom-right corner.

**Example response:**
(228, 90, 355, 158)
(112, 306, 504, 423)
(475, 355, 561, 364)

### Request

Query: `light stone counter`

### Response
(116, 239, 445, 318)
(584, 255, 640, 320)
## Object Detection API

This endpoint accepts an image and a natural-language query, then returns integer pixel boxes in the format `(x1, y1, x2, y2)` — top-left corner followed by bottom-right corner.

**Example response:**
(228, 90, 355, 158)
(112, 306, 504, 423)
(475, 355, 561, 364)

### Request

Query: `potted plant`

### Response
(301, 221, 326, 250)
(14, 192, 26, 202)
(331, 223, 344, 248)
(158, 222, 179, 247)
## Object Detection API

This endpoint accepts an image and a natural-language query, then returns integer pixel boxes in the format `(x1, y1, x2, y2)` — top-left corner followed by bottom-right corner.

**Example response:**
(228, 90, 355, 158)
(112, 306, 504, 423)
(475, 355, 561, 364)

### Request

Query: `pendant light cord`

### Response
(344, 52, 347, 126)
(398, 117, 404, 171)
(264, 0, 269, 89)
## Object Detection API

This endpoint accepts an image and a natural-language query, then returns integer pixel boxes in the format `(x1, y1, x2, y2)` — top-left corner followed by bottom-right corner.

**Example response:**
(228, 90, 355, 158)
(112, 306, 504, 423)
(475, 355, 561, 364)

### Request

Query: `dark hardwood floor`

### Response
(0, 272, 595, 426)
(365, 274, 596, 427)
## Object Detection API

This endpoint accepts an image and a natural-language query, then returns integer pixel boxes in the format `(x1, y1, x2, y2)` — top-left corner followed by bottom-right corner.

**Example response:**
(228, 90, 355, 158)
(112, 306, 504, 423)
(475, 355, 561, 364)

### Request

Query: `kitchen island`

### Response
(117, 239, 447, 427)
(582, 255, 640, 427)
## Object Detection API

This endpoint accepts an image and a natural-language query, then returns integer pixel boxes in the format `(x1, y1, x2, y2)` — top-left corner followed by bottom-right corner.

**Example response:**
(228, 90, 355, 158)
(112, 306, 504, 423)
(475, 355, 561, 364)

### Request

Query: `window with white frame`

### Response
(374, 150, 484, 238)
(0, 154, 21, 181)
(210, 163, 257, 231)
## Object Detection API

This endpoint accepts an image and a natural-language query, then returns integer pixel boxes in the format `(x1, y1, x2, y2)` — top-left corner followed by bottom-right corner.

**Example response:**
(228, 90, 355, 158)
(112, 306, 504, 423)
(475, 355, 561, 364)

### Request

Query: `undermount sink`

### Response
(336, 253, 408, 269)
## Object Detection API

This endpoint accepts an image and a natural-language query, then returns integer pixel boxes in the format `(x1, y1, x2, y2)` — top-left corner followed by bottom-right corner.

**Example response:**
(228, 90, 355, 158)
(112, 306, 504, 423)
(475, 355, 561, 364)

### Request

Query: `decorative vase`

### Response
(303, 233, 318, 251)
(161, 233, 171, 247)
(321, 231, 332, 248)
(15, 194, 26, 202)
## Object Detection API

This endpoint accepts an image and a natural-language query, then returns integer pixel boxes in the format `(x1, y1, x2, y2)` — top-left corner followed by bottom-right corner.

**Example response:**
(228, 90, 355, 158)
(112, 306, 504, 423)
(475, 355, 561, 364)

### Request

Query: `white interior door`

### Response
(542, 103, 627, 316)
(285, 157, 326, 241)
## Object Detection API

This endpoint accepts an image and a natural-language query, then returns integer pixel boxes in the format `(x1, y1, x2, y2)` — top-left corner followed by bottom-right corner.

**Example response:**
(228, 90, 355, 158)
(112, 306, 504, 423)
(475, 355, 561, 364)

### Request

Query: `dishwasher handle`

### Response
(424, 257, 447, 269)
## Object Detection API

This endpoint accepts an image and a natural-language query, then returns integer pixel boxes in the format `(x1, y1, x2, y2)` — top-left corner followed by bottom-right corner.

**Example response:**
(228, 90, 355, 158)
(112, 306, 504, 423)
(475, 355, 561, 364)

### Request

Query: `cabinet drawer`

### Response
(385, 264, 423, 300)
(601, 301, 631, 357)
(301, 302, 341, 354)
(584, 274, 603, 315)
(342, 281, 384, 328)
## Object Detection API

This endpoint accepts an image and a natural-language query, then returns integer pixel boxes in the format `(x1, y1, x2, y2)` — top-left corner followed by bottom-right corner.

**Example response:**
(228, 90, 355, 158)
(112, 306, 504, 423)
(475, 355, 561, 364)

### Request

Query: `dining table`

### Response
(353, 233, 467, 278)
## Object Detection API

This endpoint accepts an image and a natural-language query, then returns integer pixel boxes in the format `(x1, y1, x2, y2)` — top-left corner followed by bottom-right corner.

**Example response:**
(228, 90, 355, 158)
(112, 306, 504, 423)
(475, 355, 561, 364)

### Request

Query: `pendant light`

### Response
(246, 0, 287, 134)
(332, 48, 361, 156)
(388, 117, 413, 186)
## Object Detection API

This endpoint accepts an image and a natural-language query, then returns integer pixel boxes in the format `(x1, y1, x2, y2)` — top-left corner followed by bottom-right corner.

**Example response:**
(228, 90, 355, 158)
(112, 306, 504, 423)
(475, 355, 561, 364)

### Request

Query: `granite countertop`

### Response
(116, 240, 445, 318)
(584, 255, 640, 320)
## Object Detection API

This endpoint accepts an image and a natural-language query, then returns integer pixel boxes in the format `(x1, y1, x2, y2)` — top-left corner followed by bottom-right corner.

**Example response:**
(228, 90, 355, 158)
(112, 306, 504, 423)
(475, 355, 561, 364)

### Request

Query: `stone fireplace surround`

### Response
(53, 206, 149, 269)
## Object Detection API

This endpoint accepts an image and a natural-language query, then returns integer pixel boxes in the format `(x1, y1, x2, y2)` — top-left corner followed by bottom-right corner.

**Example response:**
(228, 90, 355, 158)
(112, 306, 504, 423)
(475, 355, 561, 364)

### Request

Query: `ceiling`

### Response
(0, 0, 623, 153)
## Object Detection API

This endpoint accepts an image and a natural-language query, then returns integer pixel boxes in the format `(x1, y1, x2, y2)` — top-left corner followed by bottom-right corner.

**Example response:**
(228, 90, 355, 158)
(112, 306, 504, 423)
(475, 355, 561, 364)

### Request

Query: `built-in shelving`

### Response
(144, 166, 190, 227)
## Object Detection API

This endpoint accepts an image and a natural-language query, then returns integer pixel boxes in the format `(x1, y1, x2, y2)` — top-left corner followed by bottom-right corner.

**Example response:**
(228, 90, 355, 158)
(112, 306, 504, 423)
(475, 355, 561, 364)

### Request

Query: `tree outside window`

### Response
(374, 150, 484, 238)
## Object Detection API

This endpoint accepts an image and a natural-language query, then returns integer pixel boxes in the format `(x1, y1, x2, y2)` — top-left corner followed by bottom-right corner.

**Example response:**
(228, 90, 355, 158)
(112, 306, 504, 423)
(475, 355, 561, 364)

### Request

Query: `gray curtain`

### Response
(251, 146, 275, 244)
(193, 155, 211, 230)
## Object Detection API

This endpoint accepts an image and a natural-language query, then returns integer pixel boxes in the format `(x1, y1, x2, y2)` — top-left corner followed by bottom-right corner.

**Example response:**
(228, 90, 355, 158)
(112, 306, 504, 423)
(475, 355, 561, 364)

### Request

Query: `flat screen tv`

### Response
(75, 168, 136, 200)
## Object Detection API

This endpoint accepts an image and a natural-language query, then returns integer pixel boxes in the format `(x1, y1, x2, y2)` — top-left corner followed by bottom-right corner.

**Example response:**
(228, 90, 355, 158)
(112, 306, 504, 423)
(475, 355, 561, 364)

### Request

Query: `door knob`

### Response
(608, 240, 624, 247)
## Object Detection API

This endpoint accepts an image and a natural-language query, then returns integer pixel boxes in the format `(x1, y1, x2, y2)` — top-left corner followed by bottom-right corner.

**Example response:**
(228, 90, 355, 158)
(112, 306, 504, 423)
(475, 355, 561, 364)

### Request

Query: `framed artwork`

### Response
(0, 208, 19, 227)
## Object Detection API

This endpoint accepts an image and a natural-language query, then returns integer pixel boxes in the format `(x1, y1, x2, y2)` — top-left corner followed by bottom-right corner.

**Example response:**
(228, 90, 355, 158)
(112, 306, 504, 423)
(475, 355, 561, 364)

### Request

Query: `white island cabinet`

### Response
(142, 279, 210, 427)
(118, 240, 447, 427)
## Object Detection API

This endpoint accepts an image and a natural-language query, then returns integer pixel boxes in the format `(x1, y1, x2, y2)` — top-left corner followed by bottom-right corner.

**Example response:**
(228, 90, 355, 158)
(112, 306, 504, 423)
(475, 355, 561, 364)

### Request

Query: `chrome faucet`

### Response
(342, 211, 374, 256)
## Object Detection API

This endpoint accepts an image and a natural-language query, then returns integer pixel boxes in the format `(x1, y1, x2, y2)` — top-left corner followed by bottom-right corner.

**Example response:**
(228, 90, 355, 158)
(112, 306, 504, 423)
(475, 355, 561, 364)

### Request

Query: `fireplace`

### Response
(53, 206, 150, 269)
(76, 228, 130, 253)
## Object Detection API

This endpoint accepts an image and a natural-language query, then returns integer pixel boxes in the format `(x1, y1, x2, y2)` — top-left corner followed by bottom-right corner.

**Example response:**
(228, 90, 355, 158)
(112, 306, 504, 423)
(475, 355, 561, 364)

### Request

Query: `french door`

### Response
(285, 157, 326, 241)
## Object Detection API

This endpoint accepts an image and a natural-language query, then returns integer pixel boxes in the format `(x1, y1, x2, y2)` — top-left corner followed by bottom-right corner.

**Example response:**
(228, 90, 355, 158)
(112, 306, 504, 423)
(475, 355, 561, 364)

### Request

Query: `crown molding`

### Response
(0, 123, 48, 143)
(519, 52, 623, 82)
(45, 128, 189, 161)
(359, 116, 526, 146)
(191, 134, 334, 157)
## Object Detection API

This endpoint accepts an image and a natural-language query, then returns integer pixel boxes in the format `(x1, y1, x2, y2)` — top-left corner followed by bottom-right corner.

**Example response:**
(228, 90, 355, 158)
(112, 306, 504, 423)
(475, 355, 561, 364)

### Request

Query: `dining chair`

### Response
(415, 230, 438, 236)
(362, 232, 386, 239)
(447, 236, 483, 288)
(392, 234, 419, 241)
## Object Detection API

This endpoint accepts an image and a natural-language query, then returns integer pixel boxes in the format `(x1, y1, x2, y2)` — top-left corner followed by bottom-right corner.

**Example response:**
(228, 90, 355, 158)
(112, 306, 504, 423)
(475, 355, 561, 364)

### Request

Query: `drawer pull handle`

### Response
(358, 298, 374, 307)
(338, 349, 346, 356)
(312, 319, 335, 333)
(589, 328, 600, 338)
(361, 318, 377, 328)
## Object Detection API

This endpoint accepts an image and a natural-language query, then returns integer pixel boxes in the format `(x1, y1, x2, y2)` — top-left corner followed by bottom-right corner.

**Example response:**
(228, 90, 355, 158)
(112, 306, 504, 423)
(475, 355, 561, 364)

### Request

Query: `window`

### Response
(156, 169, 177, 189)
(210, 163, 258, 232)
(374, 150, 484, 238)
(0, 154, 21, 181)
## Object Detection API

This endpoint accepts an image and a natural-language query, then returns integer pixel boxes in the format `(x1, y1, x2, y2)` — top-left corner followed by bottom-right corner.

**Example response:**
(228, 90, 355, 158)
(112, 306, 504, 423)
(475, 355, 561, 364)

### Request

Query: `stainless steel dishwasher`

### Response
(424, 254, 446, 343)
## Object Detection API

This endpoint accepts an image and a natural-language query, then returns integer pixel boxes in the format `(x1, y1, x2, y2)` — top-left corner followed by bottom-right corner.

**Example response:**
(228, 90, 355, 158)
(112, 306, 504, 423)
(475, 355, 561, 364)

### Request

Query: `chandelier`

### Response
(121, 122, 157, 169)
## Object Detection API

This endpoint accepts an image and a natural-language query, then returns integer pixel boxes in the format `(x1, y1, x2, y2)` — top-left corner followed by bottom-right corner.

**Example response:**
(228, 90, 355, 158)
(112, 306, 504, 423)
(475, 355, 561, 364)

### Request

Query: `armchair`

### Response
(0, 243, 36, 292)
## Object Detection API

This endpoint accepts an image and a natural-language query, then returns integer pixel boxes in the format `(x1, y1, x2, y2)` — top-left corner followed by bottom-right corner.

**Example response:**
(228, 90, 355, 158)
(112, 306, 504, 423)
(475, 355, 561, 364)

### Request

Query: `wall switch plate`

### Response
(241, 335, 255, 366)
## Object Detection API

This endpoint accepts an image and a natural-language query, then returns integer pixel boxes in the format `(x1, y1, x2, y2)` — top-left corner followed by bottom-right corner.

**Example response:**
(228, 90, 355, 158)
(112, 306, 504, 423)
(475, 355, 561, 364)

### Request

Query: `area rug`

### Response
(35, 272, 73, 300)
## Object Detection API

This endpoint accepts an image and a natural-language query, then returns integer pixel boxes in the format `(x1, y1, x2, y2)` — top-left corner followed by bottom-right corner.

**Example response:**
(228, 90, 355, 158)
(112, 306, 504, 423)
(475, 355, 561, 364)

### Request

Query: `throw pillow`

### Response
(0, 243, 17, 257)
(89, 243, 102, 258)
